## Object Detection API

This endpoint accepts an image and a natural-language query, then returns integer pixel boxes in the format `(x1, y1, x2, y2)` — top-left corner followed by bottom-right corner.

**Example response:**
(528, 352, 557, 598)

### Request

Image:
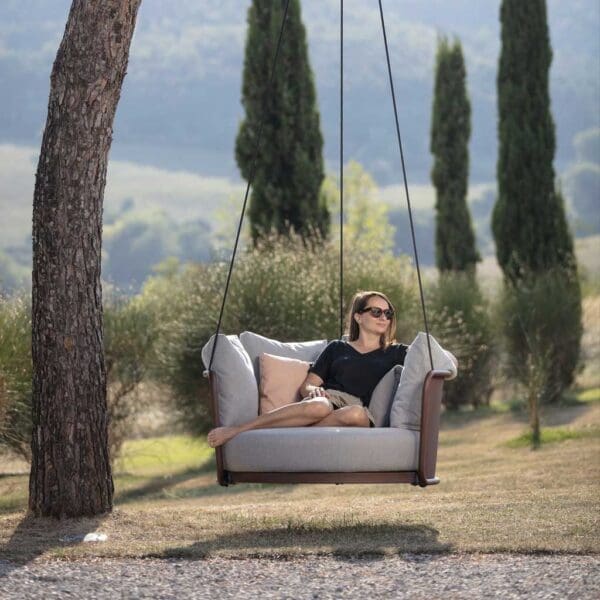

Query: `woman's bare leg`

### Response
(313, 405, 371, 428)
(207, 398, 333, 447)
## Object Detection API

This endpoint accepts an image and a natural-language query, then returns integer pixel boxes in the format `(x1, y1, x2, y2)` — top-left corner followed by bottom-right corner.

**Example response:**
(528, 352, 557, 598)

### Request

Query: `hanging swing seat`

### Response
(202, 331, 457, 487)
(202, 1, 460, 487)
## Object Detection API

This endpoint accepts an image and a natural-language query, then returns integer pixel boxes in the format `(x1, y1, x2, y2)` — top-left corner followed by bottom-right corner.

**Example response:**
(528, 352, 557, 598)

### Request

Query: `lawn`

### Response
(1, 390, 598, 562)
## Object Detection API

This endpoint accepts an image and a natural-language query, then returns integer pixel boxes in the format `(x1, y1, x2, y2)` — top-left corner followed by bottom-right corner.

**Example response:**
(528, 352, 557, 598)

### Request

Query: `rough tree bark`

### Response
(30, 0, 142, 518)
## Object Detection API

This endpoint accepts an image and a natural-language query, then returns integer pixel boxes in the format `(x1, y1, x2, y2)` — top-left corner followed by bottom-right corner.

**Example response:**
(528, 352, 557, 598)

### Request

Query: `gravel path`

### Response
(1, 554, 598, 599)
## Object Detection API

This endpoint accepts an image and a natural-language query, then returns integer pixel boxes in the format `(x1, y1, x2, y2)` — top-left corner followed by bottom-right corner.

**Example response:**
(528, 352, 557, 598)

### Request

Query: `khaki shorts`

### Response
(324, 389, 376, 428)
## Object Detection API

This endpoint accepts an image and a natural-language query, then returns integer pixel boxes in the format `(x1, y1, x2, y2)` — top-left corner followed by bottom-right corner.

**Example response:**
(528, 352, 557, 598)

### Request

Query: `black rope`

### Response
(377, 0, 434, 370)
(339, 0, 344, 339)
(208, 0, 291, 372)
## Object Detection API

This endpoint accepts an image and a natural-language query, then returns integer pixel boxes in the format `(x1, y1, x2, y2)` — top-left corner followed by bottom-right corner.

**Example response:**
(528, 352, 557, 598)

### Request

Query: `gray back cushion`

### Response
(201, 334, 258, 427)
(239, 331, 328, 383)
(369, 365, 403, 427)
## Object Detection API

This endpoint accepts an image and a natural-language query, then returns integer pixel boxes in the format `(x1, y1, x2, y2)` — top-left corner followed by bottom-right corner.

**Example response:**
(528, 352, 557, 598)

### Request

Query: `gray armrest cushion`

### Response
(201, 334, 258, 426)
(390, 332, 457, 430)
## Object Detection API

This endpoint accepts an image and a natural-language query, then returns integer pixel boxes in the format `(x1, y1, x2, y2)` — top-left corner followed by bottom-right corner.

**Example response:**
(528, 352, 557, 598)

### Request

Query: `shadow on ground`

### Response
(0, 513, 107, 576)
(150, 523, 451, 559)
(114, 455, 296, 504)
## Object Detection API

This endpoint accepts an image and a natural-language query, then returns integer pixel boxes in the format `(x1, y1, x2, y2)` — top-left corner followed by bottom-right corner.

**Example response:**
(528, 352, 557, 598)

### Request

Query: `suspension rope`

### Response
(339, 0, 344, 339)
(208, 0, 291, 372)
(377, 0, 434, 370)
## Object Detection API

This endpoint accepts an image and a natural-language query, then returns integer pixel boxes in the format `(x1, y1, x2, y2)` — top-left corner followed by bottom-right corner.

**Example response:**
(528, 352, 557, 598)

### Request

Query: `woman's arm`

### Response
(299, 372, 330, 399)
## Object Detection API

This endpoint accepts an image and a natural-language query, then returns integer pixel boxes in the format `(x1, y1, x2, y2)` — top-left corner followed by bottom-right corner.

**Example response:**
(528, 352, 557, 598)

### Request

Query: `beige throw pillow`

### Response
(259, 352, 310, 414)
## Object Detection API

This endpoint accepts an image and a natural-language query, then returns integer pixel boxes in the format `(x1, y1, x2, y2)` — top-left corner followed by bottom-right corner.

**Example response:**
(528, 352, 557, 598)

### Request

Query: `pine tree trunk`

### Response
(30, 0, 142, 518)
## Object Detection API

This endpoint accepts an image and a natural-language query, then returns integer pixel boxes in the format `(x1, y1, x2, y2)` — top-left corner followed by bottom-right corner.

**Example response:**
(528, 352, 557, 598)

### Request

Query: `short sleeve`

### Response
(395, 343, 408, 365)
(308, 340, 337, 381)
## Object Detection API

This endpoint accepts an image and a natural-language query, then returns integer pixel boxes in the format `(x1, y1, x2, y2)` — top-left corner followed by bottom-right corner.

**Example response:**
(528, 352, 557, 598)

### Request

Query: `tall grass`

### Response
(0, 295, 32, 459)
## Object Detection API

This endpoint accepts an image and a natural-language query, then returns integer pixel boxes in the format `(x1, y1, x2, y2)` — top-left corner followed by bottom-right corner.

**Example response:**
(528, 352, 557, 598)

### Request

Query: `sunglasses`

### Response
(359, 306, 395, 320)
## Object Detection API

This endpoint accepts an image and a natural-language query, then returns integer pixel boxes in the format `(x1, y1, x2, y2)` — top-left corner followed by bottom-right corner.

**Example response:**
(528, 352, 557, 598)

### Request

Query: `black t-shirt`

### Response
(308, 340, 408, 407)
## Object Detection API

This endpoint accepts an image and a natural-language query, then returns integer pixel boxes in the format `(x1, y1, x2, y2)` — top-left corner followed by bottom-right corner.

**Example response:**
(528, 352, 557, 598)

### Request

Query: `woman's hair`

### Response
(346, 290, 397, 348)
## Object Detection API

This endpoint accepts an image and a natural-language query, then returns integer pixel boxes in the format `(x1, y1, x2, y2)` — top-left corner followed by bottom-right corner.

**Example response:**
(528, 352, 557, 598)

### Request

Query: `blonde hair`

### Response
(346, 290, 397, 348)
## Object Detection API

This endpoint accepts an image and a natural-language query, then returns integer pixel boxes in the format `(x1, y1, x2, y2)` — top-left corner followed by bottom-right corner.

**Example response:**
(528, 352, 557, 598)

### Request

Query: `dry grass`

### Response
(1, 397, 598, 562)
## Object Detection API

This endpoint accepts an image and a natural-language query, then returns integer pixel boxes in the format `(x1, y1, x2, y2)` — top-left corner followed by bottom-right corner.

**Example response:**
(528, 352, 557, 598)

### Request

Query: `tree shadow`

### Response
(150, 523, 451, 560)
(0, 512, 107, 576)
(114, 455, 297, 504)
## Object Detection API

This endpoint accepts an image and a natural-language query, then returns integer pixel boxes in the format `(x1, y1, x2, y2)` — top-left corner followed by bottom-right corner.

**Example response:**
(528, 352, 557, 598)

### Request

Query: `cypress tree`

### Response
(430, 37, 480, 273)
(493, 0, 582, 405)
(236, 0, 328, 243)
(493, 0, 576, 281)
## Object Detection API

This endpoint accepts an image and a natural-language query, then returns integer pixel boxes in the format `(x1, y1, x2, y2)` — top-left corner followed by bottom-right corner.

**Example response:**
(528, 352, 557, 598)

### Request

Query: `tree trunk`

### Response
(30, 0, 142, 518)
(528, 388, 541, 450)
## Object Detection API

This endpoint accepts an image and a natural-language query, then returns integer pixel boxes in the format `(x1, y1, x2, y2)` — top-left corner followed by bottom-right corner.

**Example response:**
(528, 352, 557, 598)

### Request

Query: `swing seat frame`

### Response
(207, 368, 450, 487)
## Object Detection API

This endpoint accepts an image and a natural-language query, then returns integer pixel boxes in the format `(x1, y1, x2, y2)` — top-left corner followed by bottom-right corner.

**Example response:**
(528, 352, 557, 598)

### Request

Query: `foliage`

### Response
(323, 161, 396, 256)
(498, 268, 583, 407)
(103, 208, 213, 292)
(0, 293, 160, 463)
(104, 293, 161, 458)
(430, 36, 480, 273)
(147, 234, 421, 434)
(493, 0, 576, 283)
(428, 272, 495, 409)
(235, 0, 329, 243)
(0, 295, 32, 460)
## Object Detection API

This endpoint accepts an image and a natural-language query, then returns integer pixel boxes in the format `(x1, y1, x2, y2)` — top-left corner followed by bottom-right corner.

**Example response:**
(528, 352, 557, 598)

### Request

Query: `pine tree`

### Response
(493, 0, 576, 281)
(493, 0, 582, 405)
(30, 0, 141, 517)
(235, 0, 328, 243)
(430, 37, 480, 273)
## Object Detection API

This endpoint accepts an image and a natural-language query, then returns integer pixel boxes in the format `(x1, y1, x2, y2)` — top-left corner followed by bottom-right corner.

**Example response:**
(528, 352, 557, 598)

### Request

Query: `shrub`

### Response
(149, 234, 422, 433)
(498, 267, 583, 406)
(0, 293, 160, 463)
(104, 293, 160, 458)
(428, 272, 495, 409)
(0, 295, 32, 460)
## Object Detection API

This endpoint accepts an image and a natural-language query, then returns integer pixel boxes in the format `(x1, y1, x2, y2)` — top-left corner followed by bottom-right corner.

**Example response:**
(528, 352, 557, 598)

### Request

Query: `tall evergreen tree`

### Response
(236, 0, 328, 243)
(493, 0, 576, 282)
(430, 37, 479, 273)
(493, 0, 582, 405)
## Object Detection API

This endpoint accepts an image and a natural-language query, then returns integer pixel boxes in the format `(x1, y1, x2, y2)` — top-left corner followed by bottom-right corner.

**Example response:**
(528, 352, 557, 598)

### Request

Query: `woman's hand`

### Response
(307, 387, 330, 399)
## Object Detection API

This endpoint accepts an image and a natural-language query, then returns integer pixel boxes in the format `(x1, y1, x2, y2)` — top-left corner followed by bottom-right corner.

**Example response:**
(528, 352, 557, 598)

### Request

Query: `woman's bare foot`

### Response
(207, 426, 239, 448)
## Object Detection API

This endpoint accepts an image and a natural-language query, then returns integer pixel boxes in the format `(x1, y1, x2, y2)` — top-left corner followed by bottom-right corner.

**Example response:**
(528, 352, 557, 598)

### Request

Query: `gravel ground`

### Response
(1, 554, 598, 599)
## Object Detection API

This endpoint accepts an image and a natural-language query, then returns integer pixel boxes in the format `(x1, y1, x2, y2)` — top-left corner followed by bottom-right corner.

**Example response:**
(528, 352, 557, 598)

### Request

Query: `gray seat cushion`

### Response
(223, 427, 419, 472)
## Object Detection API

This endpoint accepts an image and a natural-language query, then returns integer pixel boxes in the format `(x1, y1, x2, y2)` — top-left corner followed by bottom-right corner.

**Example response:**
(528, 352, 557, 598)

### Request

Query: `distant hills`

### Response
(0, 0, 598, 292)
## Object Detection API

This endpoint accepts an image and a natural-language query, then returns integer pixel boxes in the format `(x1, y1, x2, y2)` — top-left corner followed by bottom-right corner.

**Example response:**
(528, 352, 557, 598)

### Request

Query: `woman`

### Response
(207, 291, 408, 448)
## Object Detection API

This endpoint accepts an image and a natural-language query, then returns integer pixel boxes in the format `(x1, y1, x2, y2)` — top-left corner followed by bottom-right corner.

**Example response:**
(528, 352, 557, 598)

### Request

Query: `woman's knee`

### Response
(339, 405, 370, 426)
(300, 398, 333, 420)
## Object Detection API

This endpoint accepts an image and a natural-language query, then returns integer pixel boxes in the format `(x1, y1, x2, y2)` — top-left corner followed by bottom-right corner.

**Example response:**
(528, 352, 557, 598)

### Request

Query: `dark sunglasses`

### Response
(359, 306, 394, 320)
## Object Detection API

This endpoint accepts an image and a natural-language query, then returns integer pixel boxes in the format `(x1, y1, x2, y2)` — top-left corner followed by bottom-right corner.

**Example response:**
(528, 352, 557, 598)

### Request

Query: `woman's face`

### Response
(354, 295, 392, 337)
